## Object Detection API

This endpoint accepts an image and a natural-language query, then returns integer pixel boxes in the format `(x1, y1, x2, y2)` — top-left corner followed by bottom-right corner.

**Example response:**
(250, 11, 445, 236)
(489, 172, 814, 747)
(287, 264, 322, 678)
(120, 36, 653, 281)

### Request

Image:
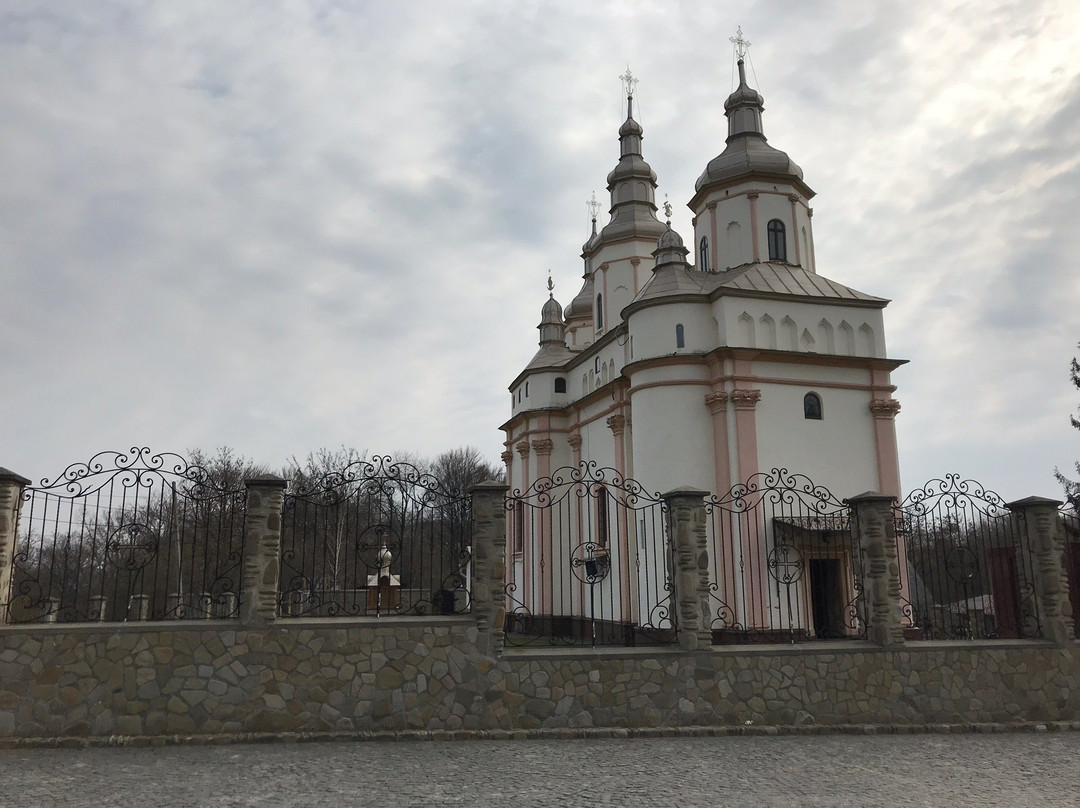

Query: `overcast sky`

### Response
(2, 0, 1078, 501)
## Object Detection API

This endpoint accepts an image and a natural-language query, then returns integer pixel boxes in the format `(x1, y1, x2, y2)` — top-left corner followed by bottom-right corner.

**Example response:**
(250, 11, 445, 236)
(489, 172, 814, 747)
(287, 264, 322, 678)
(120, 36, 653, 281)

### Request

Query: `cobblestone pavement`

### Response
(1, 732, 1078, 807)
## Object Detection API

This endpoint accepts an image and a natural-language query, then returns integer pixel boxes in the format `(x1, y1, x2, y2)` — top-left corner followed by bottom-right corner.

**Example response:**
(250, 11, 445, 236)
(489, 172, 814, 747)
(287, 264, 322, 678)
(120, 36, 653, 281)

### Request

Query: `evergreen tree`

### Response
(1055, 345, 1080, 510)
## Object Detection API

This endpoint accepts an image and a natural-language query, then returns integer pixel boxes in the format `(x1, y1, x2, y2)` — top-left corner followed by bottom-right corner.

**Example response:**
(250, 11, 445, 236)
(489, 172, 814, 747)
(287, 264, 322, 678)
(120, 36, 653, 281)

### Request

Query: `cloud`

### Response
(1, 0, 1078, 501)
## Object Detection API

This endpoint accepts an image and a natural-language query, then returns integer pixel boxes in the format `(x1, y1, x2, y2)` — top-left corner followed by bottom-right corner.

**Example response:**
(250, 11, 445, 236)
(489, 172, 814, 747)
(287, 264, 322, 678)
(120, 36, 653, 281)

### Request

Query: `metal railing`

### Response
(503, 463, 675, 647)
(277, 456, 471, 617)
(895, 475, 1040, 640)
(705, 469, 864, 644)
(6, 448, 245, 623)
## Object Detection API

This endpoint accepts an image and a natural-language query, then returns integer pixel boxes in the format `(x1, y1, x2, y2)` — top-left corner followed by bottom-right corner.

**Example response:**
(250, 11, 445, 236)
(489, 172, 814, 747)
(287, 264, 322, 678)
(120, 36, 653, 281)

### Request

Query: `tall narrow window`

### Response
(699, 237, 710, 272)
(554, 377, 566, 393)
(803, 392, 823, 420)
(513, 501, 524, 553)
(768, 219, 787, 262)
(595, 486, 609, 548)
(525, 382, 529, 397)
(675, 324, 685, 349)
(596, 294, 604, 330)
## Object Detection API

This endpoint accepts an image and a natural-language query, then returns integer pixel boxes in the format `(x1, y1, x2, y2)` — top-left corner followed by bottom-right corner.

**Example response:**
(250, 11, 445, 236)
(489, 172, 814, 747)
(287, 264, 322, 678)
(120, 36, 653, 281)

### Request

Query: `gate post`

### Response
(241, 474, 288, 625)
(662, 488, 713, 652)
(470, 481, 509, 658)
(846, 492, 905, 647)
(1007, 496, 1074, 644)
(0, 468, 31, 623)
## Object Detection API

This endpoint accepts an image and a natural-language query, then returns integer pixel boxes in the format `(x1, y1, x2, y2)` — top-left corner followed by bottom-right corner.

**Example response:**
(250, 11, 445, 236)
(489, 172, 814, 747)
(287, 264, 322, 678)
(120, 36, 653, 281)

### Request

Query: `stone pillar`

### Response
(1007, 496, 1074, 644)
(0, 468, 31, 623)
(470, 481, 509, 658)
(846, 492, 905, 647)
(662, 488, 713, 652)
(241, 475, 288, 625)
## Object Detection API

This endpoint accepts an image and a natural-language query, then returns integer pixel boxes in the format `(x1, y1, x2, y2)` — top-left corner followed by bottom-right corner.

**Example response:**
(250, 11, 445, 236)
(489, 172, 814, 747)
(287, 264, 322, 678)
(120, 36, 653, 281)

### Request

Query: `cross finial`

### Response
(730, 26, 751, 60)
(547, 270, 554, 297)
(587, 191, 600, 222)
(662, 194, 673, 224)
(618, 66, 638, 99)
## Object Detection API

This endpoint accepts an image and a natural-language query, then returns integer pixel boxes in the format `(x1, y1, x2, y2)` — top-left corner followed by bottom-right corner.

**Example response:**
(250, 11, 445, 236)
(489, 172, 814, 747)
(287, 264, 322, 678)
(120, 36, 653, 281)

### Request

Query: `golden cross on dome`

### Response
(730, 26, 751, 60)
(618, 67, 638, 99)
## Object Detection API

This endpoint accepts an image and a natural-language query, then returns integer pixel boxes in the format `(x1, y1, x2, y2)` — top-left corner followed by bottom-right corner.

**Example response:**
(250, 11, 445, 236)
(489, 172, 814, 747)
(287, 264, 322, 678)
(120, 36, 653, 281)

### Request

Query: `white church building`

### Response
(500, 57, 905, 643)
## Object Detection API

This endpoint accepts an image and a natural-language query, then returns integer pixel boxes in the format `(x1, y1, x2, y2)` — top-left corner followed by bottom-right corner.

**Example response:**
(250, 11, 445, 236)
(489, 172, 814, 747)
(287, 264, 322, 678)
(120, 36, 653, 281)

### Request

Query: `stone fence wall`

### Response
(0, 477, 1076, 741)
(1, 618, 1077, 740)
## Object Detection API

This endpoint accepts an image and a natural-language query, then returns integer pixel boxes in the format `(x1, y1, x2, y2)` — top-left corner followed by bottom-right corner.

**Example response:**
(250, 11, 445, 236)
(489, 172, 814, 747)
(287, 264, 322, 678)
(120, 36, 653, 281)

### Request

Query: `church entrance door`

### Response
(809, 558, 844, 638)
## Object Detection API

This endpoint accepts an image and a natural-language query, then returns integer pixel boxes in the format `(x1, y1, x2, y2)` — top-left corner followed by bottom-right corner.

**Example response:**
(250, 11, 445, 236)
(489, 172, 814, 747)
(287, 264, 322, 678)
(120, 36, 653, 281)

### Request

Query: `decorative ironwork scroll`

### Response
(894, 474, 1039, 640)
(278, 455, 472, 618)
(503, 462, 674, 648)
(7, 448, 246, 623)
(705, 468, 863, 643)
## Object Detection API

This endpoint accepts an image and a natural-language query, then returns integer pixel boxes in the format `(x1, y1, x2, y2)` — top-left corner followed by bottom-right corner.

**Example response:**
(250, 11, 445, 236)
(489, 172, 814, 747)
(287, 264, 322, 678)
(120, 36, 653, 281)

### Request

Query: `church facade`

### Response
(502, 61, 903, 506)
(500, 61, 905, 641)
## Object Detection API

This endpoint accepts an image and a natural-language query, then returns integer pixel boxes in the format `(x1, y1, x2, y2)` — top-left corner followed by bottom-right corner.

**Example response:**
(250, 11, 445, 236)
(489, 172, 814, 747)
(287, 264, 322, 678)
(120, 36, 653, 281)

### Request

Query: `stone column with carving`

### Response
(662, 488, 713, 652)
(240, 475, 288, 625)
(0, 468, 31, 623)
(470, 481, 510, 658)
(846, 492, 905, 647)
(1007, 496, 1075, 644)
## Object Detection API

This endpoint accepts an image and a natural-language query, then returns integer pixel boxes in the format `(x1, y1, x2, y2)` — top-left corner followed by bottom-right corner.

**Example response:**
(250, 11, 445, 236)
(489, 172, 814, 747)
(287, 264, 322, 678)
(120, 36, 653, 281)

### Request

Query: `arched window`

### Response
(767, 219, 787, 262)
(803, 392, 823, 420)
(554, 377, 566, 393)
(596, 294, 604, 330)
(699, 237, 710, 272)
(525, 381, 529, 397)
(675, 324, 685, 349)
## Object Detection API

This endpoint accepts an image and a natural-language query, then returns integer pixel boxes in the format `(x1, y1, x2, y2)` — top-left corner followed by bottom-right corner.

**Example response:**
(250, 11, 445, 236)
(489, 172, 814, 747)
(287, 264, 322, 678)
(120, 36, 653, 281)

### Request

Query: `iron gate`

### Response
(278, 455, 471, 617)
(504, 462, 675, 647)
(5, 448, 246, 623)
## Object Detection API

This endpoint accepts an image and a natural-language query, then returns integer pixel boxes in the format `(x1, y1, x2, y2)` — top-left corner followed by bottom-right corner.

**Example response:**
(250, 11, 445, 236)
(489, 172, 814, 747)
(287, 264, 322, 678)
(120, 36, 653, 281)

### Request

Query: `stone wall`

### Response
(1, 617, 1077, 740)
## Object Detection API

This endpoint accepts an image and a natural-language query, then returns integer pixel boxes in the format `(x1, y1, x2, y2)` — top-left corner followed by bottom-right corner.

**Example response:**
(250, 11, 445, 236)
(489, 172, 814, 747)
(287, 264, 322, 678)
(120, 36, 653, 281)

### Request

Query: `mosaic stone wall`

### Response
(0, 617, 1077, 740)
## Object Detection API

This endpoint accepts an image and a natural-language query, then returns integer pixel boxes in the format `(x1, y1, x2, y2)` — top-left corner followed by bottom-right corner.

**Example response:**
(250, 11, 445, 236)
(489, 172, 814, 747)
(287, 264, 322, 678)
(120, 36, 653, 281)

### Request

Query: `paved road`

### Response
(1, 732, 1078, 807)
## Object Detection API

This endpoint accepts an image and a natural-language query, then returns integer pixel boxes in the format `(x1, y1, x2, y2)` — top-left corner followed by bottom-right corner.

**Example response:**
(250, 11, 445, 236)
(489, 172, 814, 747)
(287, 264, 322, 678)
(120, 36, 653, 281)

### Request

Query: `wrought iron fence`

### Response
(705, 469, 864, 644)
(1060, 506, 1080, 639)
(895, 475, 1039, 640)
(503, 463, 675, 647)
(6, 448, 246, 623)
(278, 456, 471, 617)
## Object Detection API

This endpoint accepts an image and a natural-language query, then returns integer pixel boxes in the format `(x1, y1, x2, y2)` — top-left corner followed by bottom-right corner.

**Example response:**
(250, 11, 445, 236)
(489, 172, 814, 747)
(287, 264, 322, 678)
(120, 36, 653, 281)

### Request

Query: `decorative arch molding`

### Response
(858, 323, 876, 357)
(758, 314, 777, 350)
(838, 320, 856, 356)
(780, 316, 797, 351)
(816, 319, 834, 354)
(799, 328, 817, 353)
(738, 312, 755, 348)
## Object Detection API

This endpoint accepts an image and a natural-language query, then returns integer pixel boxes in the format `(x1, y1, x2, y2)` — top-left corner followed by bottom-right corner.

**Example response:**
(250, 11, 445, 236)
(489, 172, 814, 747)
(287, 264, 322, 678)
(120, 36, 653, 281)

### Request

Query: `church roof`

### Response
(629, 261, 886, 309)
(523, 342, 575, 371)
(710, 263, 886, 303)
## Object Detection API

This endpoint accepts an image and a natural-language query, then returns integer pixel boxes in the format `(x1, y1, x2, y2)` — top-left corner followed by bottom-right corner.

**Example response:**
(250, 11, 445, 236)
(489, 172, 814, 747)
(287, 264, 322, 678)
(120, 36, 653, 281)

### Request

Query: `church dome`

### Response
(541, 294, 563, 323)
(565, 275, 594, 320)
(694, 58, 809, 195)
(656, 227, 685, 251)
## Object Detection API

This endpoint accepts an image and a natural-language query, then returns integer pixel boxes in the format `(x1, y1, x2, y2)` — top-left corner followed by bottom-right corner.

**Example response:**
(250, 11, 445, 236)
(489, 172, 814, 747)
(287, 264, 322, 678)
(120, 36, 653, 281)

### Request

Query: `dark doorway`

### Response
(988, 547, 1022, 638)
(809, 558, 844, 638)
